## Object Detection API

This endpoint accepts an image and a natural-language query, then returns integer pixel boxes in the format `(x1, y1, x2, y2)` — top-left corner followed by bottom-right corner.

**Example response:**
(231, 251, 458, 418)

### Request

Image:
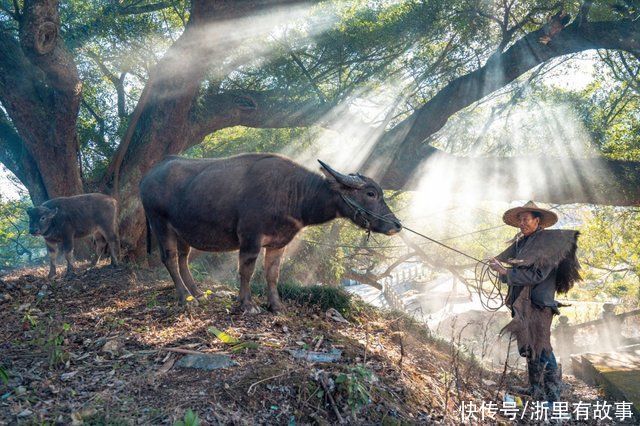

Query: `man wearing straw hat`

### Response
(488, 201, 581, 402)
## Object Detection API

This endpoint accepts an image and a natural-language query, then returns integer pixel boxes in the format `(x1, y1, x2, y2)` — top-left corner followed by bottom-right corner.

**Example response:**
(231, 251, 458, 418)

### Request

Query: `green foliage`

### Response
(188, 126, 321, 159)
(251, 280, 358, 317)
(174, 409, 200, 426)
(577, 206, 640, 307)
(46, 323, 72, 369)
(0, 196, 44, 271)
(22, 308, 38, 329)
(0, 364, 8, 386)
(335, 365, 375, 414)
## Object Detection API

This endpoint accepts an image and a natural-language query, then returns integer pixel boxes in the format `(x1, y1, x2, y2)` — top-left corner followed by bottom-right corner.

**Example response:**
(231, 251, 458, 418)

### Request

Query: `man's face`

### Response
(517, 211, 539, 236)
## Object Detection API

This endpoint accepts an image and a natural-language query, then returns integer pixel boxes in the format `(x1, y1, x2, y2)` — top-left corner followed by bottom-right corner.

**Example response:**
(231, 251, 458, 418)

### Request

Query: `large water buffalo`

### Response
(27, 193, 120, 278)
(140, 153, 401, 313)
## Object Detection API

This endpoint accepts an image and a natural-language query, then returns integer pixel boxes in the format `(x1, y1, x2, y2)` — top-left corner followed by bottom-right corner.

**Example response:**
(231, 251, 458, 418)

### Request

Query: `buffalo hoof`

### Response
(268, 300, 286, 313)
(47, 272, 56, 280)
(235, 301, 261, 315)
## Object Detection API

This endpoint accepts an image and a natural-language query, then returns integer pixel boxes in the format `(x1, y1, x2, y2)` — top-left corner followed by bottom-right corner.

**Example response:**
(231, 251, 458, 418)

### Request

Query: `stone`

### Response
(288, 348, 342, 363)
(325, 308, 348, 324)
(174, 354, 237, 371)
(101, 339, 123, 357)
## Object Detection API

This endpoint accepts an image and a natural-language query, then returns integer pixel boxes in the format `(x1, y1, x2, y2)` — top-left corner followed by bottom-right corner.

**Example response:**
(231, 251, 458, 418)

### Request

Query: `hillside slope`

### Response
(0, 266, 604, 424)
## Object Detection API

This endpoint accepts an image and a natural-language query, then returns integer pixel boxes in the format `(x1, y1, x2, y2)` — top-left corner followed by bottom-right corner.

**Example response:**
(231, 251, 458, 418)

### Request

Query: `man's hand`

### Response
(488, 258, 507, 276)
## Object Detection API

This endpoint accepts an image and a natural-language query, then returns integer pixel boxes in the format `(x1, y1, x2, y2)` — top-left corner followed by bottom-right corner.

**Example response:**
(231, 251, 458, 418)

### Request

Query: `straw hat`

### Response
(502, 201, 558, 228)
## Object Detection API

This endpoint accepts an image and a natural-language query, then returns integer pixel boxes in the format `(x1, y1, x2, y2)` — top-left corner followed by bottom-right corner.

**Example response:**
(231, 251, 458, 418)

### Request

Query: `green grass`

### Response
(250, 281, 365, 318)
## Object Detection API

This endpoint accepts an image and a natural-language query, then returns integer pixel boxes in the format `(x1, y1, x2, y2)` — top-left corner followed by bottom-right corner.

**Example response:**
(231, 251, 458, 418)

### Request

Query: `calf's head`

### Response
(26, 206, 58, 236)
(318, 160, 401, 235)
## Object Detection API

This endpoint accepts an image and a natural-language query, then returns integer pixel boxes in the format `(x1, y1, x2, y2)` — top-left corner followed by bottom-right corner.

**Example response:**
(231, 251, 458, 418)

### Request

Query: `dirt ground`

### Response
(0, 265, 619, 425)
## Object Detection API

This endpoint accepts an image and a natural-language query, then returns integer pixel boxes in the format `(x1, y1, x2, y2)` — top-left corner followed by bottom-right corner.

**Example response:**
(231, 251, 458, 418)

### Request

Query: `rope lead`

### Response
(340, 195, 508, 311)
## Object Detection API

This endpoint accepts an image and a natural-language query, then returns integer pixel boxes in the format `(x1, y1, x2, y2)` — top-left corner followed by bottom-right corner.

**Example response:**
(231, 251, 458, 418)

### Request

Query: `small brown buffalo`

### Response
(27, 193, 120, 278)
(140, 153, 401, 313)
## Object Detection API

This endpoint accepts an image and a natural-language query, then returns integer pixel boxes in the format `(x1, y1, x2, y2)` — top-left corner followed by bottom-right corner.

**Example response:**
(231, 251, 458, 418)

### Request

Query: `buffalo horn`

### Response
(317, 160, 366, 189)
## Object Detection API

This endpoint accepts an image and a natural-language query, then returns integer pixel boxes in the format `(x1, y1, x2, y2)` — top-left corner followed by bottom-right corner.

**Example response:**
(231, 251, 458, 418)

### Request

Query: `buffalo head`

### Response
(26, 206, 58, 236)
(318, 160, 401, 235)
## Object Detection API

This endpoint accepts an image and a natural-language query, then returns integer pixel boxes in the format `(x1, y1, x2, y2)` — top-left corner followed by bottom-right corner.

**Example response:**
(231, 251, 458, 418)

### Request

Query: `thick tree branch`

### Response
(188, 90, 337, 142)
(114, 1, 174, 16)
(366, 17, 640, 197)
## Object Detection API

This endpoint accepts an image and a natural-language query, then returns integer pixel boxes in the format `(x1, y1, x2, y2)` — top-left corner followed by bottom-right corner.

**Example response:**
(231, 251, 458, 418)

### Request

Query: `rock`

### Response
(174, 354, 237, 371)
(61, 371, 78, 381)
(17, 409, 33, 418)
(101, 339, 123, 357)
(288, 348, 342, 363)
(15, 386, 27, 395)
(325, 308, 349, 324)
(0, 293, 11, 302)
(17, 303, 31, 312)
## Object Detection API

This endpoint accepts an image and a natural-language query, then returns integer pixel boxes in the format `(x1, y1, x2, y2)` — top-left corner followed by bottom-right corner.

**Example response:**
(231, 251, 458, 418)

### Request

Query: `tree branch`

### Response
(290, 51, 327, 102)
(342, 251, 418, 290)
(115, 1, 173, 16)
(188, 90, 342, 143)
(577, 1, 593, 26)
(86, 51, 127, 117)
(366, 17, 640, 194)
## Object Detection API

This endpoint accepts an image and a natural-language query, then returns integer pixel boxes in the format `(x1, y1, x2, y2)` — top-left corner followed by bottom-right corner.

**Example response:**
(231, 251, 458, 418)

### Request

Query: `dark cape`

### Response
(496, 229, 581, 294)
(497, 229, 581, 359)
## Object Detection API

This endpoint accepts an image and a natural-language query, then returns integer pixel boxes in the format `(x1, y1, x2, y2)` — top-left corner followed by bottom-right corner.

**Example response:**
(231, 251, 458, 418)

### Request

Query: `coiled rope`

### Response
(341, 194, 508, 311)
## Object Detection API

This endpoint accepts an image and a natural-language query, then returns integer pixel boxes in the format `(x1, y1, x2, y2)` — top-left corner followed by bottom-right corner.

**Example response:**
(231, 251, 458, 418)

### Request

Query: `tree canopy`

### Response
(0, 0, 639, 259)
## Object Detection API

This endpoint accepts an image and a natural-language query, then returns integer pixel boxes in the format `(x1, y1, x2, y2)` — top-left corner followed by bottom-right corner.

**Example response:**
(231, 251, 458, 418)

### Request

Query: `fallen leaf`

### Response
(208, 327, 240, 345)
(157, 354, 176, 374)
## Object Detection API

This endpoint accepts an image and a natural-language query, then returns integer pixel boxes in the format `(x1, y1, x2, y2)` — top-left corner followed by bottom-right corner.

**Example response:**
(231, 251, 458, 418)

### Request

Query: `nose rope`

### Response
(340, 194, 483, 263)
(340, 194, 507, 311)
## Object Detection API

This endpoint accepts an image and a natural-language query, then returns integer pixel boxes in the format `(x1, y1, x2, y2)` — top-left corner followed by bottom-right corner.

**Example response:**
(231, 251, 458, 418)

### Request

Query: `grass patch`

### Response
(251, 281, 365, 318)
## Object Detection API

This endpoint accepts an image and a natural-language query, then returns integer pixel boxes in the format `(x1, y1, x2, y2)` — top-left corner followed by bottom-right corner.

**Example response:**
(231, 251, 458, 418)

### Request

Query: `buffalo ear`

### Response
(45, 207, 58, 219)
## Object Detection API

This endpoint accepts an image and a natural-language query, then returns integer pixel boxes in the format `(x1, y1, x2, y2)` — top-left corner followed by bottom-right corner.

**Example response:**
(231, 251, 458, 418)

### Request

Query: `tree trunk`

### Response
(110, 0, 318, 259)
(0, 0, 83, 202)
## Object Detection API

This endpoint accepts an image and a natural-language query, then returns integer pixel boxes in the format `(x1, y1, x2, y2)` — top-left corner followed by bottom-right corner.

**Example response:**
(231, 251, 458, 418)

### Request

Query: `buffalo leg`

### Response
(177, 238, 203, 299)
(45, 240, 57, 279)
(237, 236, 261, 314)
(151, 219, 192, 303)
(61, 236, 76, 276)
(264, 247, 286, 313)
(103, 228, 120, 266)
(92, 234, 106, 266)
